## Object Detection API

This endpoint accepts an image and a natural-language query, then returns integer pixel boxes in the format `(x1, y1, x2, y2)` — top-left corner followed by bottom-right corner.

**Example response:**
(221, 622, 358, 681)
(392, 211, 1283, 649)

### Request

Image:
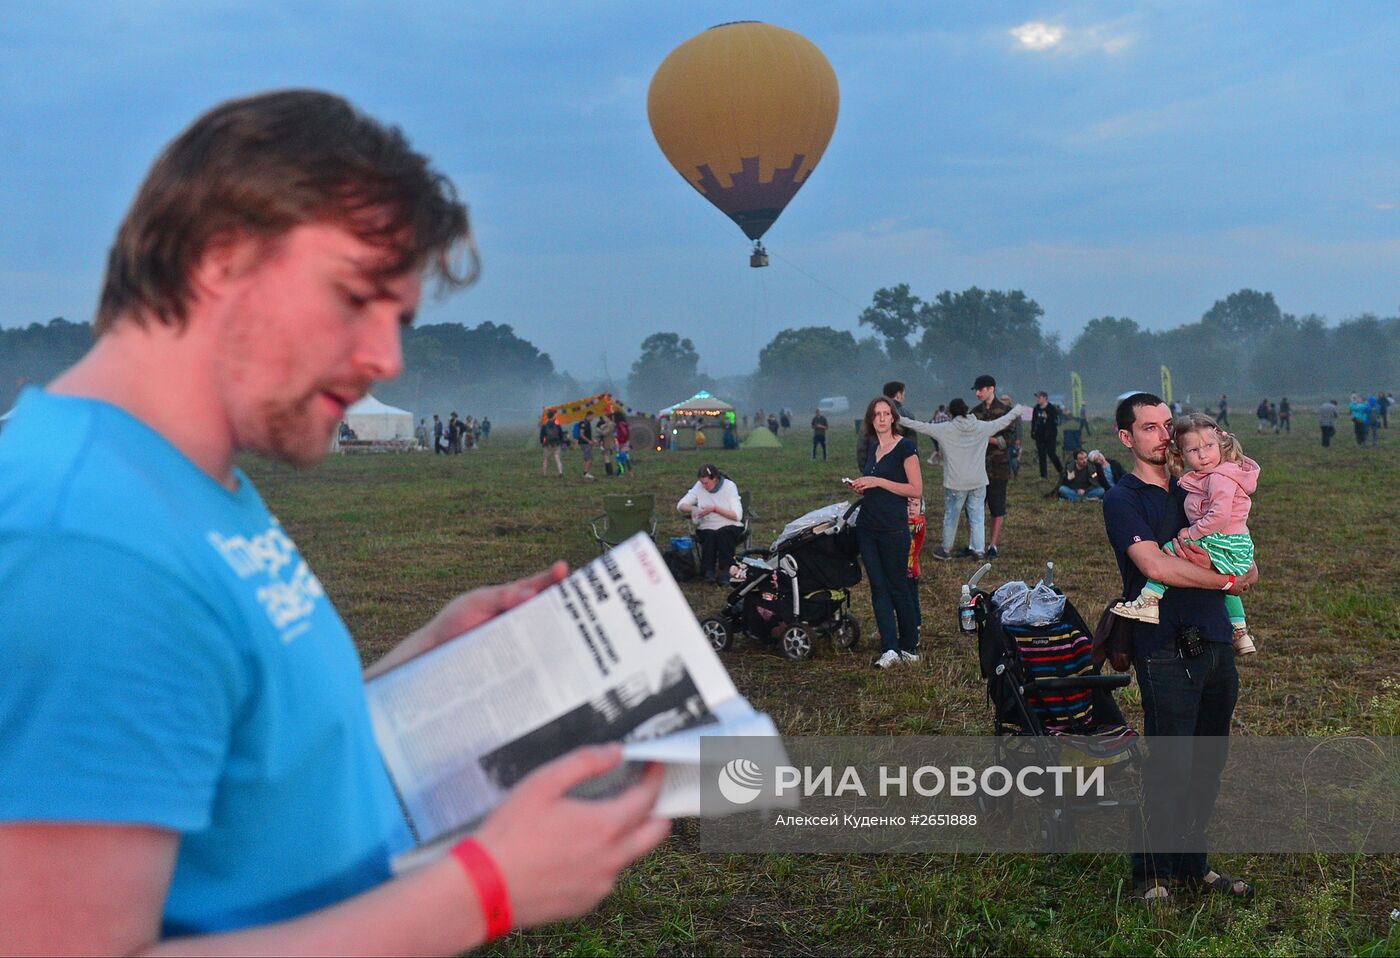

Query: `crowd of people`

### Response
(426, 411, 491, 453)
(676, 387, 1269, 903)
(1222, 392, 1390, 448)
(693, 375, 1387, 684)
(743, 407, 795, 435)
(540, 411, 632, 479)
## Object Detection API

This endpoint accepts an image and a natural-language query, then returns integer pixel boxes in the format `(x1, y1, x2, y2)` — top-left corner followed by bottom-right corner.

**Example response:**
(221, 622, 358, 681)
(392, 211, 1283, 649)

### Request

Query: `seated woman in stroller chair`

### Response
(677, 464, 744, 585)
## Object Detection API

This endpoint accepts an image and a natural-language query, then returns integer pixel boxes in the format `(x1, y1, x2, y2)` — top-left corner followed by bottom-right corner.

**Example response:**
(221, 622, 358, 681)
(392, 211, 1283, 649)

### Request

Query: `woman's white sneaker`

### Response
(873, 650, 901, 669)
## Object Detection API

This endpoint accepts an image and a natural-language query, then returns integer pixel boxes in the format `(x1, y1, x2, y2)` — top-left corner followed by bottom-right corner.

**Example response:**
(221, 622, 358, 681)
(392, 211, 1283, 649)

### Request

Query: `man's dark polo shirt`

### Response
(1102, 472, 1232, 655)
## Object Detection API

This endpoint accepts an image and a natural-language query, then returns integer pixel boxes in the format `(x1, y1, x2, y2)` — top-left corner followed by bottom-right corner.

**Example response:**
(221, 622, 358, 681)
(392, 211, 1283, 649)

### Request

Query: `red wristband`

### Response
(1221, 574, 1236, 591)
(452, 838, 513, 942)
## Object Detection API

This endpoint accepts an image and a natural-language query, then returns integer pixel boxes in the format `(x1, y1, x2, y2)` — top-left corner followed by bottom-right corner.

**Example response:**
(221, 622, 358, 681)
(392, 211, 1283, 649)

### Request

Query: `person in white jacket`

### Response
(677, 463, 745, 584)
(900, 398, 1026, 560)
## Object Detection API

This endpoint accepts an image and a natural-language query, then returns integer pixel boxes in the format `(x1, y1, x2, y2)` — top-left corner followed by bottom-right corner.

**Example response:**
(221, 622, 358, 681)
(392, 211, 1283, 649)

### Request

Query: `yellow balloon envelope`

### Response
(648, 21, 839, 243)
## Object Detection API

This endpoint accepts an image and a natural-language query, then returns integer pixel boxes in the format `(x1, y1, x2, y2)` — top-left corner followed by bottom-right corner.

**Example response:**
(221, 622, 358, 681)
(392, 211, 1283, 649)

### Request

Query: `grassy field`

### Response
(247, 412, 1399, 957)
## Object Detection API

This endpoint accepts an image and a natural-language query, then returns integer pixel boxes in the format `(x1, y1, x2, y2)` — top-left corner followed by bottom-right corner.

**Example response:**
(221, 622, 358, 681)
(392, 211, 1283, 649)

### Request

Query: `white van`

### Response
(817, 396, 850, 415)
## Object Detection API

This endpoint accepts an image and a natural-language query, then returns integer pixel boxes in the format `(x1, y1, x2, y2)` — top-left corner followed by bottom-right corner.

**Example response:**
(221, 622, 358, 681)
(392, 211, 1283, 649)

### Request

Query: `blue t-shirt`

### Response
(859, 436, 918, 534)
(1102, 472, 1231, 655)
(0, 389, 412, 935)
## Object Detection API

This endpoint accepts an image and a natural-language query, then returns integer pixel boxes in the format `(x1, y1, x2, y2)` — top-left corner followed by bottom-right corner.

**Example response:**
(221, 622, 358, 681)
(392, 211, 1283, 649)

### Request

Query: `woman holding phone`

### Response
(850, 396, 923, 669)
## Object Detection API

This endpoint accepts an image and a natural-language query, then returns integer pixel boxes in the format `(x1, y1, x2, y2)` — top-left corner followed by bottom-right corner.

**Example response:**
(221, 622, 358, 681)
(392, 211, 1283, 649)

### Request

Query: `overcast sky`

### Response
(3, 2, 1396, 380)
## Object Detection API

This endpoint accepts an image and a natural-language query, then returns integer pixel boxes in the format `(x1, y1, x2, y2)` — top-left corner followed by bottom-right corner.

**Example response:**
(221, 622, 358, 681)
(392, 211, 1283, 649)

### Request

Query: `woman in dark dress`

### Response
(851, 397, 924, 669)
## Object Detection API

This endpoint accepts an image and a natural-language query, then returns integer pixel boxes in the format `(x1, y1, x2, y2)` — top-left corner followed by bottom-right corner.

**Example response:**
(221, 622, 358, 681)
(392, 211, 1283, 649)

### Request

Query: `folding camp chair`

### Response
(587, 494, 660, 553)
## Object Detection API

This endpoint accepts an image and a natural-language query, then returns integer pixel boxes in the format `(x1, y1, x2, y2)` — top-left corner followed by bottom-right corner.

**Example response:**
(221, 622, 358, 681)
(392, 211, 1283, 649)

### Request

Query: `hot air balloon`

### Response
(647, 21, 839, 267)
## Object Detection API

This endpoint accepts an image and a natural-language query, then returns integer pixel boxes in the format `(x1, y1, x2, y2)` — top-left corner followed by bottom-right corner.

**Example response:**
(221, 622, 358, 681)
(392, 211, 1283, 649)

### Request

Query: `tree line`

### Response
(6, 288, 1396, 421)
(0, 318, 576, 422)
(622, 288, 1399, 415)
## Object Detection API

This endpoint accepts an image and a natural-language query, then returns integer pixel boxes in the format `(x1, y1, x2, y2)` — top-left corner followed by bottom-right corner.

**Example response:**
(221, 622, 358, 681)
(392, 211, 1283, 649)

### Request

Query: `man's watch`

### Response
(1221, 574, 1237, 591)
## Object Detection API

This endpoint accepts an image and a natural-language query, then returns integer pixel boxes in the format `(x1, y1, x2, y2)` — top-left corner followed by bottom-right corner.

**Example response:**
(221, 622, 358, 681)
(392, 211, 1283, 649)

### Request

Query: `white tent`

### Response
(659, 390, 735, 417)
(344, 394, 413, 441)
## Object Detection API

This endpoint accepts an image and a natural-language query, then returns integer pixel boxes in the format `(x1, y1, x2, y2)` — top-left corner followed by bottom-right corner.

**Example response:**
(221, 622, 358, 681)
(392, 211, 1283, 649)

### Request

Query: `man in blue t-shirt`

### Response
(0, 91, 669, 955)
(1102, 393, 1259, 905)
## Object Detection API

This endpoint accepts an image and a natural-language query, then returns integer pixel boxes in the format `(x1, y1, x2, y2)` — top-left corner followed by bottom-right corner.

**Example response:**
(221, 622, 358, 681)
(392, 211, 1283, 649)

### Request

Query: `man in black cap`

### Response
(1030, 390, 1063, 480)
(971, 374, 1016, 560)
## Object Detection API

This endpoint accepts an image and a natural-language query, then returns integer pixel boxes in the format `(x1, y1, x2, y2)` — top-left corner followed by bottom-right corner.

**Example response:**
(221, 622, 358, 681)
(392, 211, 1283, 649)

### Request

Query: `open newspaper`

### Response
(366, 533, 787, 872)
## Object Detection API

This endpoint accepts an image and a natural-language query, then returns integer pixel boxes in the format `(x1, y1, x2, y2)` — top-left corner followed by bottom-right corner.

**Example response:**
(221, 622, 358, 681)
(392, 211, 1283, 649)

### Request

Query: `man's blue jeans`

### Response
(1130, 640, 1239, 886)
(942, 487, 985, 554)
(1057, 485, 1105, 501)
(856, 526, 919, 654)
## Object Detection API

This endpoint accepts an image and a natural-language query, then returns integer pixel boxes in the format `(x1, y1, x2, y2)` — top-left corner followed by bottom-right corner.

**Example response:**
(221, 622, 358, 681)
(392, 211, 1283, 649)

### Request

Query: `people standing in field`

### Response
(971, 374, 1015, 560)
(1030, 390, 1063, 480)
(577, 415, 596, 480)
(1217, 394, 1229, 427)
(0, 90, 671, 954)
(1277, 397, 1291, 433)
(1349, 393, 1370, 445)
(433, 413, 445, 454)
(899, 397, 1025, 561)
(851, 397, 923, 669)
(613, 411, 632, 475)
(1007, 421, 1023, 480)
(1318, 398, 1339, 447)
(906, 495, 927, 637)
(540, 415, 565, 475)
(811, 407, 829, 461)
(595, 414, 616, 476)
(1102, 393, 1259, 904)
(924, 404, 950, 465)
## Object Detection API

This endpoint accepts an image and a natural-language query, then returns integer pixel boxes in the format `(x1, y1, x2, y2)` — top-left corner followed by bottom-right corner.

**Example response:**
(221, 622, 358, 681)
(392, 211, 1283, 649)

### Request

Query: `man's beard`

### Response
(260, 392, 329, 468)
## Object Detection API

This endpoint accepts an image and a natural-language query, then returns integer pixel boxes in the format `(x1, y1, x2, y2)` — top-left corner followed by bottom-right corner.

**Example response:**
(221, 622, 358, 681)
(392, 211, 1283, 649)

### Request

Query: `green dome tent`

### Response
(741, 426, 782, 449)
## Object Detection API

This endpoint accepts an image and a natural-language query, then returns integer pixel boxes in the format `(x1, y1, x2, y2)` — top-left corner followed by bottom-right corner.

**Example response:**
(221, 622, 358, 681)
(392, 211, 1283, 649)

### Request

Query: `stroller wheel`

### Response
(701, 617, 732, 652)
(974, 790, 1013, 824)
(781, 626, 814, 660)
(1039, 808, 1077, 851)
(832, 617, 862, 650)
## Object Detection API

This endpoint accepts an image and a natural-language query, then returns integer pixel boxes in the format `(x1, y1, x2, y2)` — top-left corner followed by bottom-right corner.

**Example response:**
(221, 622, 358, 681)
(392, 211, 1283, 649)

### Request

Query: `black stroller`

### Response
(966, 561, 1143, 848)
(701, 501, 863, 660)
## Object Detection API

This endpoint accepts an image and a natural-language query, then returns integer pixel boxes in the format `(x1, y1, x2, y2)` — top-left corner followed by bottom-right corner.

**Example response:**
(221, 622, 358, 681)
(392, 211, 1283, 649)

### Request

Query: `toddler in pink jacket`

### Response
(1112, 414, 1261, 654)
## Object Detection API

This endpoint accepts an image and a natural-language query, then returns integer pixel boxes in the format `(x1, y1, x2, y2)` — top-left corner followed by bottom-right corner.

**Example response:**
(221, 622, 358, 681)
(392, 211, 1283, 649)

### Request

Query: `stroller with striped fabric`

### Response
(966, 562, 1143, 848)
